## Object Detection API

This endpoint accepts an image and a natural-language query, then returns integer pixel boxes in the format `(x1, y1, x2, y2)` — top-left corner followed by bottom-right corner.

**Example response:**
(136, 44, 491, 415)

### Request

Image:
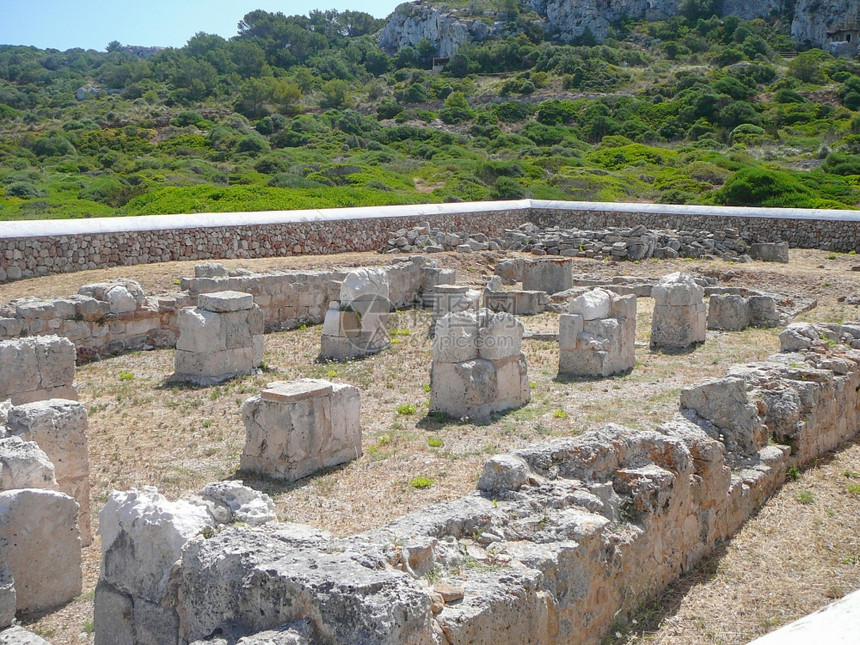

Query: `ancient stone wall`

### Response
(2, 202, 859, 284)
(93, 324, 860, 644)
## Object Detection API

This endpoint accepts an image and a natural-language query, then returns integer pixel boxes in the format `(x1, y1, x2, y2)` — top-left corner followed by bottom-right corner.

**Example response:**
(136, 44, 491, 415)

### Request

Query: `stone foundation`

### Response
(240, 380, 362, 482)
(429, 310, 530, 420)
(650, 272, 707, 350)
(558, 288, 636, 377)
(5, 399, 91, 545)
(93, 325, 860, 644)
(173, 291, 264, 384)
(0, 336, 77, 405)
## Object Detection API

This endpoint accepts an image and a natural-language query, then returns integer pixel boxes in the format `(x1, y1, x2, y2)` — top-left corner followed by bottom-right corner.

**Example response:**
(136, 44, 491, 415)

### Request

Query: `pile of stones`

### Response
(380, 222, 780, 263)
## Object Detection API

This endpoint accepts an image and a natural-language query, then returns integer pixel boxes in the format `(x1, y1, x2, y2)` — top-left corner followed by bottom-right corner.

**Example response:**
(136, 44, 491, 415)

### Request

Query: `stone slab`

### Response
(261, 380, 333, 404)
(197, 291, 254, 313)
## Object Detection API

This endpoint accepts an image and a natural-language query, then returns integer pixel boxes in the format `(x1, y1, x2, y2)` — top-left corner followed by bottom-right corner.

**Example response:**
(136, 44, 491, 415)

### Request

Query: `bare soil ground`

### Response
(4, 249, 859, 644)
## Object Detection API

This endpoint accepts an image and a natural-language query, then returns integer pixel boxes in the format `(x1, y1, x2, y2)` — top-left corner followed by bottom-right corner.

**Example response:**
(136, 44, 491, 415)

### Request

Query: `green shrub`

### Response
(718, 167, 815, 207)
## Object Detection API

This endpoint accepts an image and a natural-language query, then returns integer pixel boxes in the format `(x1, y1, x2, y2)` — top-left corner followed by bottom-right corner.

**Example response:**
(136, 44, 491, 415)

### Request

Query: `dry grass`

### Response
(8, 248, 860, 644)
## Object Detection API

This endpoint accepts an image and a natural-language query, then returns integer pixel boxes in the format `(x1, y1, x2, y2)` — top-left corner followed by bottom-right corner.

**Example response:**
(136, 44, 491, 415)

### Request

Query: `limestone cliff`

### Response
(377, 3, 501, 58)
(792, 0, 860, 52)
(379, 0, 860, 56)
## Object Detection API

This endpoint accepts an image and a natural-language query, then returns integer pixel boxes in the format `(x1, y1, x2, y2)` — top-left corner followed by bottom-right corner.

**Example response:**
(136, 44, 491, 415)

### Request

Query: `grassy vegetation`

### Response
(3, 6, 860, 219)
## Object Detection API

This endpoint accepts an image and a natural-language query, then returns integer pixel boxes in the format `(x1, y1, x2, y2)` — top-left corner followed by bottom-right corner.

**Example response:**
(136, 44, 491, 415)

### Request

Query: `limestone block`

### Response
(569, 288, 612, 320)
(521, 258, 573, 294)
(494, 258, 523, 284)
(240, 380, 361, 482)
(707, 294, 750, 331)
(558, 314, 584, 350)
(174, 347, 257, 382)
(175, 308, 223, 353)
(610, 293, 637, 320)
(430, 359, 496, 419)
(477, 454, 531, 493)
(486, 290, 548, 316)
(196, 481, 276, 527)
(6, 399, 91, 545)
(0, 627, 53, 644)
(194, 263, 229, 278)
(477, 312, 523, 361)
(105, 285, 138, 314)
(651, 300, 706, 350)
(0, 437, 57, 492)
(340, 267, 390, 306)
(319, 334, 380, 361)
(779, 322, 820, 352)
(98, 487, 214, 601)
(93, 582, 135, 645)
(652, 272, 705, 306)
(748, 295, 779, 327)
(0, 569, 15, 629)
(198, 291, 254, 313)
(428, 285, 481, 324)
(433, 312, 480, 363)
(0, 335, 77, 405)
(680, 377, 767, 455)
(749, 242, 789, 263)
(0, 489, 81, 615)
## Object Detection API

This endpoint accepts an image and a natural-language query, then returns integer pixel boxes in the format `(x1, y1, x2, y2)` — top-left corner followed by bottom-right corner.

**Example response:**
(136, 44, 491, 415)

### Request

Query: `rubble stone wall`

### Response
(94, 326, 860, 644)
(2, 201, 859, 284)
(0, 259, 438, 362)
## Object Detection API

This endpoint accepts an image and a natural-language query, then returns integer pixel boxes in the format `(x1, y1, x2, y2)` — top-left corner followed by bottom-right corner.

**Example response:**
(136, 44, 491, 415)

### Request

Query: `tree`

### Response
(106, 40, 123, 53)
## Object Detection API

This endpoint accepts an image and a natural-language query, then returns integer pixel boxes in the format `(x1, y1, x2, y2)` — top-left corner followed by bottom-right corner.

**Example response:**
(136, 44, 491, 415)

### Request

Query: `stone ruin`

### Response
(707, 291, 782, 331)
(0, 335, 77, 405)
(320, 267, 392, 361)
(94, 483, 277, 644)
(379, 222, 794, 264)
(521, 257, 573, 294)
(173, 291, 264, 384)
(240, 379, 362, 483)
(650, 272, 707, 350)
(4, 399, 91, 545)
(91, 323, 860, 644)
(426, 284, 481, 335)
(430, 310, 530, 420)
(558, 288, 636, 377)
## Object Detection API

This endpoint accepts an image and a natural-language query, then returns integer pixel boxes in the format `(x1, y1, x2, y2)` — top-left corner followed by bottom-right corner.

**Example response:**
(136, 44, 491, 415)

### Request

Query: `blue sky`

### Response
(0, 1, 403, 51)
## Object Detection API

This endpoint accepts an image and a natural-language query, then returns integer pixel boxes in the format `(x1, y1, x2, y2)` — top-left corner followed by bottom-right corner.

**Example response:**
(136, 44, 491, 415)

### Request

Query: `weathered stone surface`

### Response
(6, 398, 91, 545)
(340, 267, 390, 306)
(476, 454, 530, 493)
(707, 294, 751, 331)
(175, 527, 436, 644)
(240, 380, 361, 482)
(680, 377, 766, 456)
(194, 263, 229, 279)
(198, 291, 254, 313)
(749, 242, 789, 263)
(195, 481, 277, 527)
(522, 258, 573, 294)
(559, 290, 636, 377)
(0, 626, 53, 644)
(0, 436, 57, 492)
(99, 487, 214, 601)
(780, 322, 821, 352)
(0, 489, 81, 615)
(174, 294, 263, 383)
(651, 272, 706, 349)
(0, 335, 77, 405)
(0, 570, 14, 630)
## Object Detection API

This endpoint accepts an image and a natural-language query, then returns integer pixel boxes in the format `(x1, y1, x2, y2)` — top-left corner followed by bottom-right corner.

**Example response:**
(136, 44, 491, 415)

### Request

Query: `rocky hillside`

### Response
(379, 0, 858, 56)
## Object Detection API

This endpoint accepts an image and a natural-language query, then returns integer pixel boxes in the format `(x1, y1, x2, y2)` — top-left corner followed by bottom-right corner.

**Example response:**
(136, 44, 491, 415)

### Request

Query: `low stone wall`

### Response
(0, 258, 443, 362)
(93, 324, 860, 644)
(2, 201, 859, 284)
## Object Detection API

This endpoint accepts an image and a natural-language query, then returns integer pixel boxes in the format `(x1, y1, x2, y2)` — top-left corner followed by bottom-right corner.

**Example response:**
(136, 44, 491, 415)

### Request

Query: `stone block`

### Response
(340, 267, 390, 306)
(0, 627, 52, 644)
(707, 294, 751, 331)
(680, 377, 767, 455)
(749, 242, 789, 263)
(522, 258, 573, 294)
(176, 308, 223, 353)
(477, 312, 523, 361)
(0, 570, 14, 630)
(610, 294, 637, 320)
(6, 399, 91, 545)
(651, 273, 706, 350)
(748, 295, 779, 327)
(198, 291, 254, 313)
(0, 335, 77, 405)
(0, 489, 81, 615)
(93, 582, 135, 645)
(194, 263, 229, 278)
(240, 380, 361, 482)
(98, 487, 214, 601)
(0, 437, 57, 492)
(476, 454, 530, 493)
(569, 288, 611, 320)
(195, 481, 277, 527)
(433, 312, 480, 363)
